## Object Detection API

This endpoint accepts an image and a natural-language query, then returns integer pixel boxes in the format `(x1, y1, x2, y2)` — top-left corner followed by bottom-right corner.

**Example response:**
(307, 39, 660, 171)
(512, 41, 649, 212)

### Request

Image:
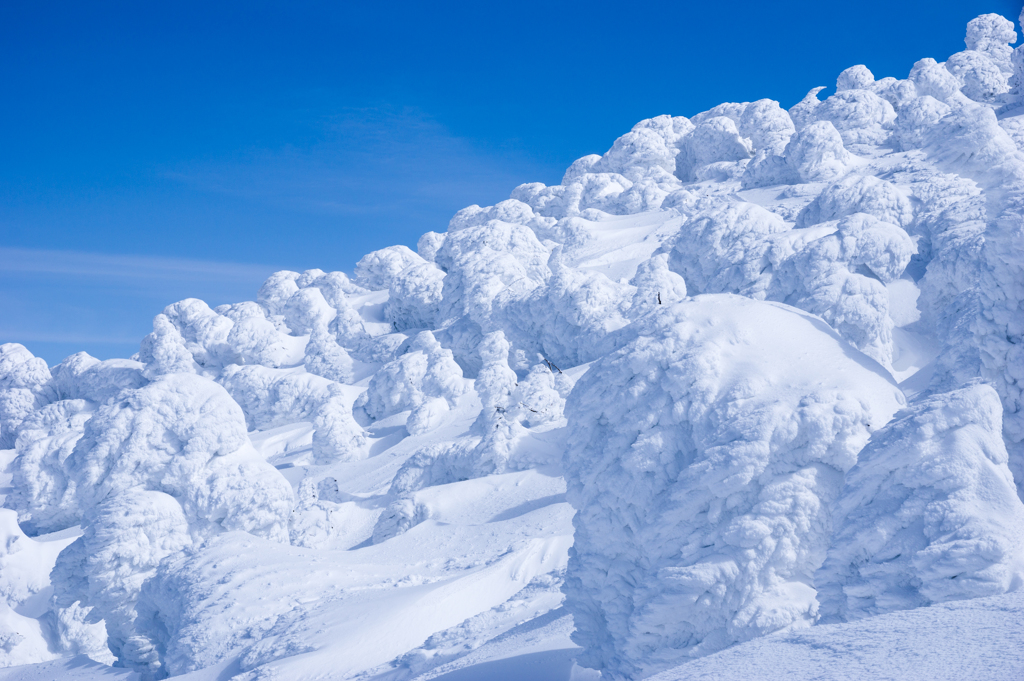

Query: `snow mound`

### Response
(44, 373, 294, 675)
(816, 383, 1024, 621)
(0, 345, 51, 450)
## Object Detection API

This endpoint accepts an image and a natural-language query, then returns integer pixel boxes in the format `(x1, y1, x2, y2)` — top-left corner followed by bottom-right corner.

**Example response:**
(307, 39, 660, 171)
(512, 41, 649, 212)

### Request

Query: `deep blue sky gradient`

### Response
(1, 0, 1020, 363)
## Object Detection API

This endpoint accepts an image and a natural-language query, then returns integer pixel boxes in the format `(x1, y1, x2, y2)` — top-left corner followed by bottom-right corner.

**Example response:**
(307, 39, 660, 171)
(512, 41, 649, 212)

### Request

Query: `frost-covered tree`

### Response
(562, 296, 904, 680)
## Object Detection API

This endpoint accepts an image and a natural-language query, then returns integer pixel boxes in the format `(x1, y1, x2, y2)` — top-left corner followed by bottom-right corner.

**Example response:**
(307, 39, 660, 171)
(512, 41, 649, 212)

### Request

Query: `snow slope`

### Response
(2, 8, 1024, 681)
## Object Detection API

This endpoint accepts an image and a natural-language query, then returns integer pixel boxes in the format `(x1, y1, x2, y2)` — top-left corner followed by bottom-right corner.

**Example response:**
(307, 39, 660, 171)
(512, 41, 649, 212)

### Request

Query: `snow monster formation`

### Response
(562, 296, 905, 678)
(1, 9, 1024, 681)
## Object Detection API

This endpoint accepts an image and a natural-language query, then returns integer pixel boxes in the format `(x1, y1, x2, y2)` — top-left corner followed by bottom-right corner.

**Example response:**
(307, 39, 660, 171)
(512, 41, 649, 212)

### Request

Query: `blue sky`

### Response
(1, 0, 1019, 364)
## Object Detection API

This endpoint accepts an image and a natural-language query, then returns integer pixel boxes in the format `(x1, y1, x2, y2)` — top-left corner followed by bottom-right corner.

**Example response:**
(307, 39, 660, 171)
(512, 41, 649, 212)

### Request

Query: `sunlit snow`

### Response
(2, 10, 1024, 681)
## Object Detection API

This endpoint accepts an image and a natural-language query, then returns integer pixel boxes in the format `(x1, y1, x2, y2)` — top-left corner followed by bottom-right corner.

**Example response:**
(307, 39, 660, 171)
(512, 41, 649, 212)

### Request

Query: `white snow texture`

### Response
(2, 9, 1024, 681)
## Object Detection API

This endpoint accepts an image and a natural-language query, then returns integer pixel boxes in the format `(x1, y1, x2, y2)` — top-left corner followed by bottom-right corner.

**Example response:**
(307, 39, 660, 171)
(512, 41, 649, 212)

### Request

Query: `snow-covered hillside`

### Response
(3, 9, 1024, 681)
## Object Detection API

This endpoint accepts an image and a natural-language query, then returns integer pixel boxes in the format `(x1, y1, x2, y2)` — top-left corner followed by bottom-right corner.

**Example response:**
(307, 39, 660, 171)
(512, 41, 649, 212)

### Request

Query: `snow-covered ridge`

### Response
(2, 9, 1024, 681)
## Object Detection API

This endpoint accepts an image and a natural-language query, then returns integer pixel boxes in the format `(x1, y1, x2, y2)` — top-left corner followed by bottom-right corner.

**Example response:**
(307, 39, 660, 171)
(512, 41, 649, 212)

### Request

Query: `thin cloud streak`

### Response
(0, 329, 143, 345)
(0, 248, 287, 364)
(0, 247, 283, 282)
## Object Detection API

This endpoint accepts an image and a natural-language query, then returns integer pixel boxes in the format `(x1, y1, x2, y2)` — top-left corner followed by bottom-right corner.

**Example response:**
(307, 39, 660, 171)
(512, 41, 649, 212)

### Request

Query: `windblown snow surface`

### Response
(4, 10, 1024, 681)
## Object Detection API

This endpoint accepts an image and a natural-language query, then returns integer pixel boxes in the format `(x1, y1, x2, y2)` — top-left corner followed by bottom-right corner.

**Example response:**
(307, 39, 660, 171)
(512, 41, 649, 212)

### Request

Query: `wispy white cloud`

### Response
(0, 247, 286, 363)
(0, 247, 281, 282)
(0, 329, 143, 345)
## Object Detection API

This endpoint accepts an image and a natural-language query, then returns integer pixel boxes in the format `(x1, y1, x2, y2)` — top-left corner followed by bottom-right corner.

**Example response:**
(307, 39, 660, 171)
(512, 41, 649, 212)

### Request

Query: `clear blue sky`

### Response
(1, 0, 1019, 364)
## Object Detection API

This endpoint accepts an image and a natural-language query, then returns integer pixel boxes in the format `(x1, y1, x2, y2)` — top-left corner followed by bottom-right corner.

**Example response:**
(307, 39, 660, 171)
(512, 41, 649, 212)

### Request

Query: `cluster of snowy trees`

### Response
(1, 10, 1024, 681)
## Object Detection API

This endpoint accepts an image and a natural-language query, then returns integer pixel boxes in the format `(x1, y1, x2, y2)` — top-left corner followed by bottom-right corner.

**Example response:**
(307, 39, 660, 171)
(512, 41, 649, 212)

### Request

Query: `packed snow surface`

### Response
(3, 9, 1024, 681)
(648, 590, 1024, 681)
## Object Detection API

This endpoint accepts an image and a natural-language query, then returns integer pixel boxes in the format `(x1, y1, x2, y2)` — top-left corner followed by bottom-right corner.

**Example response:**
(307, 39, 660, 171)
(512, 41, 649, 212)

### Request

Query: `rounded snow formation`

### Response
(303, 323, 354, 384)
(7, 398, 92, 535)
(666, 201, 789, 298)
(837, 65, 876, 92)
(563, 295, 904, 681)
(742, 119, 853, 188)
(52, 489, 192, 674)
(65, 373, 293, 540)
(966, 13, 1016, 72)
(816, 384, 1024, 622)
(675, 116, 754, 182)
(796, 175, 914, 229)
(354, 245, 425, 291)
(0, 343, 51, 449)
(784, 120, 854, 183)
(767, 212, 915, 368)
(893, 95, 952, 150)
(947, 49, 1011, 102)
(386, 260, 445, 331)
(505, 248, 632, 369)
(28, 373, 296, 675)
(356, 330, 467, 425)
(817, 90, 896, 146)
(49, 353, 147, 405)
